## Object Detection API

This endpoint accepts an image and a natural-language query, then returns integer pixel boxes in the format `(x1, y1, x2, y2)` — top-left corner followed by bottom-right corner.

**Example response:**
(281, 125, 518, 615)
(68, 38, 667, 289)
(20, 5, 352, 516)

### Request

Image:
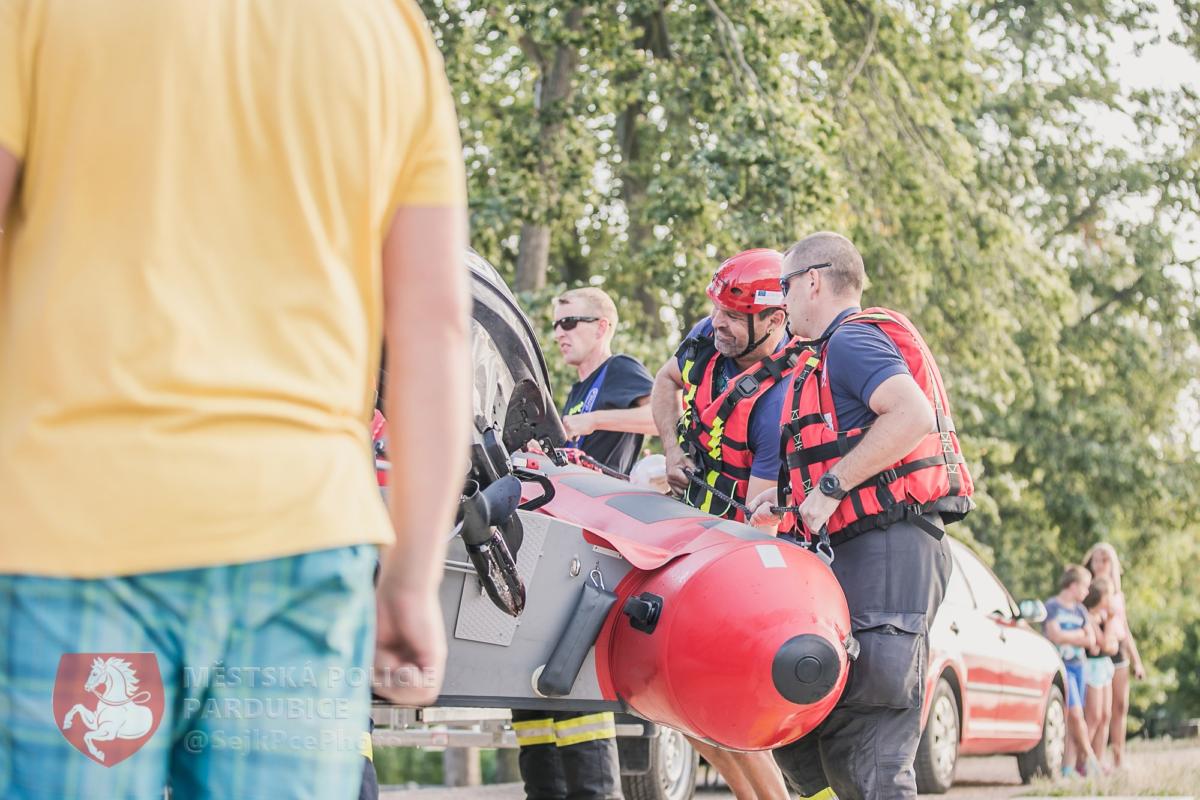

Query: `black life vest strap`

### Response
(712, 348, 798, 423)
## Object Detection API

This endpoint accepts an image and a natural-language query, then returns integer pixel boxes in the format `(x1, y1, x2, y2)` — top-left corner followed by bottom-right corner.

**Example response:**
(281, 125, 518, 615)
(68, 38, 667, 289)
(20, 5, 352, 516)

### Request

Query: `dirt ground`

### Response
(380, 741, 1200, 799)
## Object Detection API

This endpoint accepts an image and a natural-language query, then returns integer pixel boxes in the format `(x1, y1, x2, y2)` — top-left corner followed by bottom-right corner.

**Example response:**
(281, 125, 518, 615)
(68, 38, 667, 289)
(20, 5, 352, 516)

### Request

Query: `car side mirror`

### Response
(1018, 599, 1047, 624)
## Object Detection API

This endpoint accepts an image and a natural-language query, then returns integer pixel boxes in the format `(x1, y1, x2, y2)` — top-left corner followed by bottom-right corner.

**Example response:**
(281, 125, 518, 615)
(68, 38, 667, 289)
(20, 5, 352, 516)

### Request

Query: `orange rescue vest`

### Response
(676, 335, 797, 521)
(779, 308, 974, 538)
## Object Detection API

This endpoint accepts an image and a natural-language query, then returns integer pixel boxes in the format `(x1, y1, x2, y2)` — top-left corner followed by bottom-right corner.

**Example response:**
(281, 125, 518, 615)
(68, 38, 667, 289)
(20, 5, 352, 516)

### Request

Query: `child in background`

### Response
(1083, 576, 1119, 773)
(1044, 564, 1100, 778)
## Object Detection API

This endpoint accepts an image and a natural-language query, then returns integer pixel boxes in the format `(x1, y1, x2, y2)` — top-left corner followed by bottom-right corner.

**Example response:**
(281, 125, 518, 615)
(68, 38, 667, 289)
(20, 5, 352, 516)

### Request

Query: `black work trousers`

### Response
(511, 710, 623, 800)
(774, 515, 953, 800)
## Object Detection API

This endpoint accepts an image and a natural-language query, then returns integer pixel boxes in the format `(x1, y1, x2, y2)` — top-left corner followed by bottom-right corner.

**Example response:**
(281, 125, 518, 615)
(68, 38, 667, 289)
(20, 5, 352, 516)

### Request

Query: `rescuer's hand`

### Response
(374, 584, 447, 706)
(798, 489, 840, 536)
(748, 488, 783, 528)
(561, 412, 597, 440)
(664, 445, 695, 495)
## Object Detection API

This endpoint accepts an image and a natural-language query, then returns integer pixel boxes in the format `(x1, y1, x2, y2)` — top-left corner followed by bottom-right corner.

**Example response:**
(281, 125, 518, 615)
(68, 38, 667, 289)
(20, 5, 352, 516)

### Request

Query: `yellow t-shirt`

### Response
(0, 0, 465, 577)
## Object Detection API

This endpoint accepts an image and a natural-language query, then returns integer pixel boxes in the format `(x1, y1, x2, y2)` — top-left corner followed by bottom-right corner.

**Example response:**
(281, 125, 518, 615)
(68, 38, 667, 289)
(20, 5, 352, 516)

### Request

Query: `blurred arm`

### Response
(379, 205, 469, 589)
(374, 204, 469, 705)
(652, 358, 692, 492)
(0, 145, 18, 230)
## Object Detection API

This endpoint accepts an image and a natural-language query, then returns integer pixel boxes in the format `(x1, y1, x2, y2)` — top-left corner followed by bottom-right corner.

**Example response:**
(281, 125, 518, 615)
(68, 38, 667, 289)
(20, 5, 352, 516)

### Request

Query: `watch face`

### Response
(820, 474, 840, 496)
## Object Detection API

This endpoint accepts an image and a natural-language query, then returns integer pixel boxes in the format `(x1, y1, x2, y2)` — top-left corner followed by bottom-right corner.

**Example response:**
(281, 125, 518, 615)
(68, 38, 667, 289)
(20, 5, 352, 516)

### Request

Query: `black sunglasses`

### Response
(553, 315, 600, 332)
(779, 262, 833, 296)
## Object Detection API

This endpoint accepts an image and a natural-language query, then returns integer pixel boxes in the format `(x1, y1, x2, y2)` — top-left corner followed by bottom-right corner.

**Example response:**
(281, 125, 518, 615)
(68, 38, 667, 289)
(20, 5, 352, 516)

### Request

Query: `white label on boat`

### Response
(756, 544, 786, 569)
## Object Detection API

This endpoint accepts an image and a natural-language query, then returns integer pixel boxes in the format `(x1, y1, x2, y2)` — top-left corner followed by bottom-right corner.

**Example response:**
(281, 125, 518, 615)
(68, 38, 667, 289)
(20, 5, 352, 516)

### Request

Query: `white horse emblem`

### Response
(61, 657, 155, 762)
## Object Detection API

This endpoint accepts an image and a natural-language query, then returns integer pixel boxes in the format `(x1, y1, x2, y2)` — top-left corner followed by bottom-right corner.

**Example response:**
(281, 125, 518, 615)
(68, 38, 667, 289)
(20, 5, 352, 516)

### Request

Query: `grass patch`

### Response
(1022, 739, 1200, 797)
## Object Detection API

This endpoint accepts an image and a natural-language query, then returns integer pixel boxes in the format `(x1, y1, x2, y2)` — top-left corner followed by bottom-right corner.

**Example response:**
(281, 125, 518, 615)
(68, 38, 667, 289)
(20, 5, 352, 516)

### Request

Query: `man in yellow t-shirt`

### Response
(0, 1, 469, 798)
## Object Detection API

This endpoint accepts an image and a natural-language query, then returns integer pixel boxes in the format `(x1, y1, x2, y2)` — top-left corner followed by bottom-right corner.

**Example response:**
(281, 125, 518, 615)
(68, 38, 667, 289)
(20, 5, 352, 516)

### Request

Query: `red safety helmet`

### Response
(706, 249, 786, 315)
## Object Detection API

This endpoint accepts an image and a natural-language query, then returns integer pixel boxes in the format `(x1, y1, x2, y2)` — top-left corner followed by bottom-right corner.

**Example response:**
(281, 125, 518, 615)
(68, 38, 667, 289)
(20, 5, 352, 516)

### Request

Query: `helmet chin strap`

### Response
(735, 313, 772, 360)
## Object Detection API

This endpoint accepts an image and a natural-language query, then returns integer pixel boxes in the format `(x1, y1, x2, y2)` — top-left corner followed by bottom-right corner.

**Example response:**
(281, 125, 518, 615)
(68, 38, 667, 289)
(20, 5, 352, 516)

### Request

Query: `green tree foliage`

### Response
(420, 0, 1200, 724)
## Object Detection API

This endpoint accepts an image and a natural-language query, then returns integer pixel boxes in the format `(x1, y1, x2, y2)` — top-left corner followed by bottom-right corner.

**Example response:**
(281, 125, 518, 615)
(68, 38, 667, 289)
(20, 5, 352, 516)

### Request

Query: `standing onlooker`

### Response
(0, 2, 468, 798)
(1082, 576, 1119, 772)
(510, 287, 654, 800)
(1044, 565, 1101, 778)
(1084, 542, 1146, 770)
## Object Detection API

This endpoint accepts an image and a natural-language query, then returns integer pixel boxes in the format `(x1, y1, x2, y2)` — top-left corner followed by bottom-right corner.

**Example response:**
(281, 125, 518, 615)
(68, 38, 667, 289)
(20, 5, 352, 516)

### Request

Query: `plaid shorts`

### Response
(0, 545, 377, 800)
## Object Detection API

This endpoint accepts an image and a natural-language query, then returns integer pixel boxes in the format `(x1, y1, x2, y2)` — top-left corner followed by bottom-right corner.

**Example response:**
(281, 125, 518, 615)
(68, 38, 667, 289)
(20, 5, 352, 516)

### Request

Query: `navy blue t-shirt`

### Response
(820, 307, 909, 430)
(563, 354, 653, 475)
(676, 318, 786, 480)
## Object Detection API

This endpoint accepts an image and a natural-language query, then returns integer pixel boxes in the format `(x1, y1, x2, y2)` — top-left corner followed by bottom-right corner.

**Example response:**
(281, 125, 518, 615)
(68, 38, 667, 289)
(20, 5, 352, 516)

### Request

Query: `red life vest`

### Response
(676, 334, 798, 520)
(372, 409, 390, 487)
(779, 308, 974, 538)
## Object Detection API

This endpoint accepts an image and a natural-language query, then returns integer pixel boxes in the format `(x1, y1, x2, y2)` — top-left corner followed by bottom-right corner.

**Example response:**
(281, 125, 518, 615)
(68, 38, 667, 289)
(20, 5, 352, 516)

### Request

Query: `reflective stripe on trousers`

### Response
(552, 712, 617, 747)
(514, 712, 617, 748)
(514, 717, 558, 747)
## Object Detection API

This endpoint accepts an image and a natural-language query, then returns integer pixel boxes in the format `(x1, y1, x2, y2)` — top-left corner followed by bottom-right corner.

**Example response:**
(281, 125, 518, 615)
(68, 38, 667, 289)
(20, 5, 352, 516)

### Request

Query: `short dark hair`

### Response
(783, 232, 866, 297)
(1059, 564, 1091, 591)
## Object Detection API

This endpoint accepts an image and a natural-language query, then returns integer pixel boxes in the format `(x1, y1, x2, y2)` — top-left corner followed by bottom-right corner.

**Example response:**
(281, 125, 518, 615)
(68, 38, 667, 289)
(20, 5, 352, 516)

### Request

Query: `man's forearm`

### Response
(587, 405, 658, 436)
(829, 407, 930, 489)
(0, 146, 19, 231)
(380, 206, 471, 594)
(651, 371, 684, 452)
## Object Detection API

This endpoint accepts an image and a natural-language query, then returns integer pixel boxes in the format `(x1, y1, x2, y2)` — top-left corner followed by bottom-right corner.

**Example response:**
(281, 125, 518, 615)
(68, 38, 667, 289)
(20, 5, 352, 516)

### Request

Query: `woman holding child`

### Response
(1082, 577, 1119, 771)
(1082, 542, 1146, 771)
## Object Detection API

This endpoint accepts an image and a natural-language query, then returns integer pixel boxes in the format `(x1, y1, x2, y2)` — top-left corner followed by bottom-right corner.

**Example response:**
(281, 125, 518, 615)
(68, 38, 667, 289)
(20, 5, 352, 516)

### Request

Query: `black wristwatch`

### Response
(818, 472, 847, 500)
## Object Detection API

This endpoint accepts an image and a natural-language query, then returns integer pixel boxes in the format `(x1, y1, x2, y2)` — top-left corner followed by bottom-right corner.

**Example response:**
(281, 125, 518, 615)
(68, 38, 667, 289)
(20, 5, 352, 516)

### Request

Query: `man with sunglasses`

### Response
(511, 287, 654, 800)
(749, 232, 973, 800)
(649, 248, 796, 800)
(551, 288, 656, 474)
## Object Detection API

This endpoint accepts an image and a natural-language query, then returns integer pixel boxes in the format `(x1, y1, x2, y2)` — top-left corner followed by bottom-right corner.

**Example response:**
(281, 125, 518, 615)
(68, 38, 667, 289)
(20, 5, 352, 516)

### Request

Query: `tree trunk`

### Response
(516, 223, 552, 292)
(515, 5, 586, 293)
(616, 5, 671, 334)
(442, 747, 482, 787)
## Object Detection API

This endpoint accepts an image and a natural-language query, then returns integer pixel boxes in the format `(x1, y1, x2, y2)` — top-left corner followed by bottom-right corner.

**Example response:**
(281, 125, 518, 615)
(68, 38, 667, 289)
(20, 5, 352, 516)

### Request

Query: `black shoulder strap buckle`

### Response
(734, 374, 761, 398)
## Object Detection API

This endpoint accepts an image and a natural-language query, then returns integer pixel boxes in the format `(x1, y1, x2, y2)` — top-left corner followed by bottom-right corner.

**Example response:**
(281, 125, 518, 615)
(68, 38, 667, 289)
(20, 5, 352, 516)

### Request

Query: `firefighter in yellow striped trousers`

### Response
(511, 710, 622, 799)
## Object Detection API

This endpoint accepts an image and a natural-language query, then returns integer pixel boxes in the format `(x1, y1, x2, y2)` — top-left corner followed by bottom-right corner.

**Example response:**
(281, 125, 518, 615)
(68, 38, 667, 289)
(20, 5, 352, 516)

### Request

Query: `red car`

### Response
(916, 538, 1067, 793)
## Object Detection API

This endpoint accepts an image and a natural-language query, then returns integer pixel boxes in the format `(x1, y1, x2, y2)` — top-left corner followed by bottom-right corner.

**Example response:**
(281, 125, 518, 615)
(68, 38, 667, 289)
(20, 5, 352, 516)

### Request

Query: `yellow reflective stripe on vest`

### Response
(678, 359, 700, 447)
(553, 711, 617, 747)
(513, 717, 557, 746)
(707, 416, 725, 458)
(360, 731, 373, 761)
(798, 788, 838, 800)
(698, 469, 722, 513)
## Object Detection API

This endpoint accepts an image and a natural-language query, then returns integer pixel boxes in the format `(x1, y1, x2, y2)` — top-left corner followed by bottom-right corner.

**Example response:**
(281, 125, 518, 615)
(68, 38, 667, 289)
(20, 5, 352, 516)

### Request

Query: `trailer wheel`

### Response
(621, 727, 697, 800)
